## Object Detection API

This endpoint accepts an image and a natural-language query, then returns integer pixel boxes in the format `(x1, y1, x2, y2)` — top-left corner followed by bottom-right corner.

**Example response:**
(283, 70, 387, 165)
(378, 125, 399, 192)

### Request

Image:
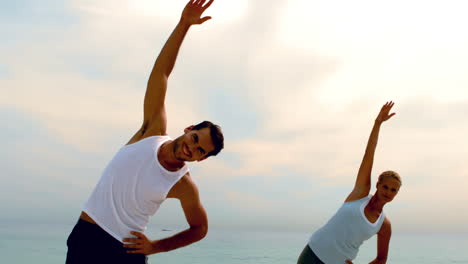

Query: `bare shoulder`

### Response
(126, 121, 168, 145)
(379, 216, 392, 235)
(167, 172, 199, 201)
(344, 188, 369, 203)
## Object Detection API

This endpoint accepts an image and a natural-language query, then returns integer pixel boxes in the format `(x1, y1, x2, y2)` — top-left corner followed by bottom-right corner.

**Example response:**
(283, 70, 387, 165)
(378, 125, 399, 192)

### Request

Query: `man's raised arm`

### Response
(141, 0, 214, 135)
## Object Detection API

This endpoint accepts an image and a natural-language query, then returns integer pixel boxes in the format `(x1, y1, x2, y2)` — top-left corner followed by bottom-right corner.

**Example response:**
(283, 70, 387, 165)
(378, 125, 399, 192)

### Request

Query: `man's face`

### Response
(173, 127, 215, 162)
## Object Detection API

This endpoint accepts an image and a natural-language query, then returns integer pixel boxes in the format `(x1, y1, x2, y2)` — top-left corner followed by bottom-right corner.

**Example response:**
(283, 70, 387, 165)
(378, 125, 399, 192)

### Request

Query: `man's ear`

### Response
(184, 125, 195, 134)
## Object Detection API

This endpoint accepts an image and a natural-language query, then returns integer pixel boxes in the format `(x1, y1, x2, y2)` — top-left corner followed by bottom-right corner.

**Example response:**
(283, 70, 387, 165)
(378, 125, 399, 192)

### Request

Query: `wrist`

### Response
(374, 256, 387, 263)
(150, 240, 164, 254)
(178, 18, 193, 28)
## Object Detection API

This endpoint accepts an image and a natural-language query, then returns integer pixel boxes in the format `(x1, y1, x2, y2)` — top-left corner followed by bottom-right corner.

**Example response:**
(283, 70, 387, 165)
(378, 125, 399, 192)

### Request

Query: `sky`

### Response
(1, 0, 468, 235)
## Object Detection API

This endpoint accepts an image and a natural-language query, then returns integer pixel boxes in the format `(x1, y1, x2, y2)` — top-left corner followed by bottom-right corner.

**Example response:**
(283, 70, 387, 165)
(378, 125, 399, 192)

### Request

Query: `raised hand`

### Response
(180, 0, 214, 25)
(123, 231, 156, 255)
(375, 101, 396, 124)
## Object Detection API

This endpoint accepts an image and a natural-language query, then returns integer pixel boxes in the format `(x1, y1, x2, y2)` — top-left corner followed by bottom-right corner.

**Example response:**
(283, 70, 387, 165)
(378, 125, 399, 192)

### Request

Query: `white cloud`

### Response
(3, 0, 468, 233)
(278, 0, 468, 106)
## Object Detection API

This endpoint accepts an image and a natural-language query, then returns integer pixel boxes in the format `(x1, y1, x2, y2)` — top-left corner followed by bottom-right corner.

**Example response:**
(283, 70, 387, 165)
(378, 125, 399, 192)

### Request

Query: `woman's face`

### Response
(376, 177, 401, 203)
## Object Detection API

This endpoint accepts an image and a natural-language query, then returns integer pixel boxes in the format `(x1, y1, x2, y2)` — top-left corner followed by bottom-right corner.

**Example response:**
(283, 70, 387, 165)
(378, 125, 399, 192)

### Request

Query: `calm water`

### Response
(1, 221, 467, 263)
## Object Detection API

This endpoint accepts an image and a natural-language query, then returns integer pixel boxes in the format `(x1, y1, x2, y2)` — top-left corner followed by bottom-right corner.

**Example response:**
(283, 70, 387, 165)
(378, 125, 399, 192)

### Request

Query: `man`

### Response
(65, 1, 223, 263)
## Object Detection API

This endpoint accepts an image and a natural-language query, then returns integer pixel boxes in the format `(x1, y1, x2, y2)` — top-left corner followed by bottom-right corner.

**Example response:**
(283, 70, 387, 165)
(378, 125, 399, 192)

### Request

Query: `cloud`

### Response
(277, 0, 468, 106)
(3, 0, 468, 233)
(193, 96, 468, 232)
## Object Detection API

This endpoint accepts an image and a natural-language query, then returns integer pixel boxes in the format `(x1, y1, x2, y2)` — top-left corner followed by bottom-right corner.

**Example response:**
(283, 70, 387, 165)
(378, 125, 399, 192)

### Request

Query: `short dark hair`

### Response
(192, 121, 224, 157)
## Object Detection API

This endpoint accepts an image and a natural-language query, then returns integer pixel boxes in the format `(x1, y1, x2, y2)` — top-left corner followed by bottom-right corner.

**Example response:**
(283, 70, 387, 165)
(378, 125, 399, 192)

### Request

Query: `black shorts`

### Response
(297, 245, 325, 264)
(66, 219, 148, 264)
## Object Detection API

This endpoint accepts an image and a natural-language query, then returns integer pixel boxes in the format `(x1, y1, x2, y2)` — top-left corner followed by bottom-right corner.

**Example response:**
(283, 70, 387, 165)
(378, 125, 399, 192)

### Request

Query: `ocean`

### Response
(1, 221, 467, 263)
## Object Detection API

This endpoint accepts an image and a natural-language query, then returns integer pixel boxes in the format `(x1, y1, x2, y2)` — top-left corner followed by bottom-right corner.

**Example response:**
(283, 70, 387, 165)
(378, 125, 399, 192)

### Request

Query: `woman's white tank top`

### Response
(83, 136, 189, 242)
(308, 196, 385, 264)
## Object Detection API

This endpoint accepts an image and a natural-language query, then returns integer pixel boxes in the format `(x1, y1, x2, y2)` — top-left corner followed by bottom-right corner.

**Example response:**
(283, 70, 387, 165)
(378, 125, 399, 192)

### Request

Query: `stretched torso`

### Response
(308, 196, 385, 264)
(83, 136, 189, 242)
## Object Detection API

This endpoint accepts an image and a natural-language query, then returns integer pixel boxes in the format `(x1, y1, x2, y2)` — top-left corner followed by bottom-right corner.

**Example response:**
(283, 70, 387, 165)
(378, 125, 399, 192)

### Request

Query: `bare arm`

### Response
(153, 173, 208, 253)
(123, 173, 208, 255)
(345, 218, 392, 264)
(345, 102, 395, 202)
(369, 217, 392, 264)
(128, 0, 214, 143)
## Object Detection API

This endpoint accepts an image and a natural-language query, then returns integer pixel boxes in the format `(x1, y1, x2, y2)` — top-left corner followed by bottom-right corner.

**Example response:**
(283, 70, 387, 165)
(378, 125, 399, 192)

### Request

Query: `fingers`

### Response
(127, 249, 144, 254)
(376, 101, 396, 123)
(192, 0, 214, 9)
(122, 238, 140, 243)
(385, 101, 395, 107)
(203, 0, 214, 9)
(381, 101, 395, 114)
(130, 231, 145, 239)
(122, 231, 146, 244)
(199, 16, 212, 24)
(122, 231, 151, 254)
(123, 241, 144, 254)
(123, 243, 140, 248)
(386, 102, 395, 114)
(387, 112, 396, 120)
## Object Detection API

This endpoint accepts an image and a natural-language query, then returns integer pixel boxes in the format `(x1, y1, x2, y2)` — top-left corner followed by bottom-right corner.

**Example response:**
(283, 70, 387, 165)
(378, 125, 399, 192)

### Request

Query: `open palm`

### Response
(181, 0, 214, 25)
(375, 101, 396, 123)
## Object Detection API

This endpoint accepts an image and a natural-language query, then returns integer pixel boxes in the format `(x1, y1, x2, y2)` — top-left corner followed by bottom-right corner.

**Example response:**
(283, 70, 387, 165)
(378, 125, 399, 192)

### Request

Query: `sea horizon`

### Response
(1, 220, 467, 264)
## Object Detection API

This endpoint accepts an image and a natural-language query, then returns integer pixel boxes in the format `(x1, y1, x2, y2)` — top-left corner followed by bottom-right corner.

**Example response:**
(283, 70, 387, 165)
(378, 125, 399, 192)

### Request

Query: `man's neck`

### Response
(158, 141, 185, 172)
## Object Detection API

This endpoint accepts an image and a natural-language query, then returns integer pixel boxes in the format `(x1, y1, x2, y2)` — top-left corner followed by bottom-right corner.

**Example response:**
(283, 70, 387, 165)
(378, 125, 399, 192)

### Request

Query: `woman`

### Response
(298, 102, 402, 264)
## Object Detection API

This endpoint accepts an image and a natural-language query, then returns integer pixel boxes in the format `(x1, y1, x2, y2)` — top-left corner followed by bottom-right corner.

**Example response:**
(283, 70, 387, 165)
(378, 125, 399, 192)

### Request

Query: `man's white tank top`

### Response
(308, 196, 385, 264)
(83, 136, 189, 242)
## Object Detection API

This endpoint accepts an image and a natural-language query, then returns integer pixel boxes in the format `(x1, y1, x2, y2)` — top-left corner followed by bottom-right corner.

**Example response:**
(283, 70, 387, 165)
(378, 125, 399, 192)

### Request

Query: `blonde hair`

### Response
(378, 170, 402, 186)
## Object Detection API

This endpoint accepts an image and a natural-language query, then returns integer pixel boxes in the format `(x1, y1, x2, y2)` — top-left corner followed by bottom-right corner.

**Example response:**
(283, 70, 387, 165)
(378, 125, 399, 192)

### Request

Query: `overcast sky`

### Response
(1, 0, 468, 235)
